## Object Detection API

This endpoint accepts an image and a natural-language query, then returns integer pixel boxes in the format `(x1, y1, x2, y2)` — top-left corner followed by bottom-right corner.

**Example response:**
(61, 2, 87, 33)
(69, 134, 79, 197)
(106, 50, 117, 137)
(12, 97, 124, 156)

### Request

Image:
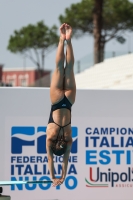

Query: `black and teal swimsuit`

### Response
(48, 95, 72, 128)
(48, 95, 72, 156)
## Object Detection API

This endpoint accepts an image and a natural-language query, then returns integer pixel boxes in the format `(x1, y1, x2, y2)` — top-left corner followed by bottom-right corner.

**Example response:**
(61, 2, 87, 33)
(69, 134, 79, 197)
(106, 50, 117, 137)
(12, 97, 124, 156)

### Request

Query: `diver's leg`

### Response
(64, 24, 76, 104)
(50, 24, 66, 104)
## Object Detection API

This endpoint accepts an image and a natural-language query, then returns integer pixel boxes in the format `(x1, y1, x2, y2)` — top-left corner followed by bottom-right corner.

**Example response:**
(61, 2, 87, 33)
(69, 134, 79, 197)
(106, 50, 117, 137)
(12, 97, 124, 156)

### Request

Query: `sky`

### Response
(0, 0, 133, 72)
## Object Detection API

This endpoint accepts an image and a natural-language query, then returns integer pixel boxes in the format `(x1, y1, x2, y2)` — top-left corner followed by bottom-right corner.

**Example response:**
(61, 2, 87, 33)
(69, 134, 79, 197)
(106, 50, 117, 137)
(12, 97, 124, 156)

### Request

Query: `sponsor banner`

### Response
(4, 116, 133, 200)
(84, 117, 133, 191)
(5, 117, 79, 200)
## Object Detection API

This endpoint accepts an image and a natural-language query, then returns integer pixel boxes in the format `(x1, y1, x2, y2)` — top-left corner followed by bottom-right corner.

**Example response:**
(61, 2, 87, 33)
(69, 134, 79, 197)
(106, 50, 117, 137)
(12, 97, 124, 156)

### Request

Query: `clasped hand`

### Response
(52, 177, 65, 187)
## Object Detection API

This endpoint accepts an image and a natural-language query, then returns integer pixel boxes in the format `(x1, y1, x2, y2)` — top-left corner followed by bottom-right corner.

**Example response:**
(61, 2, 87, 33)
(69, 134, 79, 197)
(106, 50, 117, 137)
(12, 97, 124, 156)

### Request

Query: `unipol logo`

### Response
(11, 126, 78, 154)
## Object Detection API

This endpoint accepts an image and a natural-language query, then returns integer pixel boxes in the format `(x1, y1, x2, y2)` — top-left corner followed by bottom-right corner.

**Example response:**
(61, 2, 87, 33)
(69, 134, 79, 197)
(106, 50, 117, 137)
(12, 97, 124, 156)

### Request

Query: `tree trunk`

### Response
(37, 64, 43, 87)
(93, 0, 103, 64)
(42, 48, 45, 70)
(100, 40, 105, 62)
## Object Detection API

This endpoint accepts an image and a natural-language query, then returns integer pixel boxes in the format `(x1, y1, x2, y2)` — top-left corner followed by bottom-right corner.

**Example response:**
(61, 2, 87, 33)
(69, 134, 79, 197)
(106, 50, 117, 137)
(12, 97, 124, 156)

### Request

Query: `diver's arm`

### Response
(52, 140, 72, 187)
(46, 138, 55, 180)
(46, 138, 63, 186)
(61, 139, 72, 180)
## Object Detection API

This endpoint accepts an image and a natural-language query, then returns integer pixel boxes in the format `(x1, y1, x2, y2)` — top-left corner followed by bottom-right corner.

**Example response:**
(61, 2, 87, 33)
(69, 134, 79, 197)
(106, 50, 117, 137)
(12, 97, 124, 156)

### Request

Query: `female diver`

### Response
(46, 23, 76, 187)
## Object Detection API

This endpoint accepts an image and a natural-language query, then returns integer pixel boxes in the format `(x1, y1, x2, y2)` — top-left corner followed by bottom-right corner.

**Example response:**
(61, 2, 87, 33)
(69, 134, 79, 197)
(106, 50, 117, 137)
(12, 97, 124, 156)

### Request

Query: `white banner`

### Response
(0, 88, 133, 200)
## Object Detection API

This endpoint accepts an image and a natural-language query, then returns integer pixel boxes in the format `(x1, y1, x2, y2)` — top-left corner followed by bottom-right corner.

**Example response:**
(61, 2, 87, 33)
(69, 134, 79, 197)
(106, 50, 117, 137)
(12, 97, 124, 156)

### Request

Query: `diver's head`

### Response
(51, 139, 67, 156)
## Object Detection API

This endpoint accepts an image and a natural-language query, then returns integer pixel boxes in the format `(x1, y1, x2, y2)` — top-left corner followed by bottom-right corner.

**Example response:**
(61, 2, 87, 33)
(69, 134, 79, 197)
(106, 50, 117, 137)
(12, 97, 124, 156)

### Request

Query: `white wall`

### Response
(0, 88, 133, 200)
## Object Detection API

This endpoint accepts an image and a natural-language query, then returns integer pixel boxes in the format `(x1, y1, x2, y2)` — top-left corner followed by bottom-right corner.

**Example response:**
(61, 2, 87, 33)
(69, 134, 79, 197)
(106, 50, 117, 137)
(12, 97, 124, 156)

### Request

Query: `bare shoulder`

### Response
(46, 123, 58, 140)
(46, 127, 54, 149)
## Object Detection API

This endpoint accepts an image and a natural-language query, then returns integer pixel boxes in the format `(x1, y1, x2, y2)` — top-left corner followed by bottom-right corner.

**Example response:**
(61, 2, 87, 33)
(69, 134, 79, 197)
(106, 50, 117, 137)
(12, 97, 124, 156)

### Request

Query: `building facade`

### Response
(1, 67, 51, 87)
(0, 65, 3, 82)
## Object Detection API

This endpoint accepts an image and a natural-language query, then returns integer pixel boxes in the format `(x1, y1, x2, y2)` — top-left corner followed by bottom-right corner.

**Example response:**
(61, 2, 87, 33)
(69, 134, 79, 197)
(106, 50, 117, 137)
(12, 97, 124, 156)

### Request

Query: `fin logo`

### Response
(11, 126, 78, 154)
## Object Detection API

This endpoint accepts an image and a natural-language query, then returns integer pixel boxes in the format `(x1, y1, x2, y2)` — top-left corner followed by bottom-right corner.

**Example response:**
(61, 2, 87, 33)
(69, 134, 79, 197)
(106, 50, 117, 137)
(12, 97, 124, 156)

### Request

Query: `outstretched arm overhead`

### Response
(60, 139, 72, 183)
(46, 137, 55, 180)
(46, 135, 72, 187)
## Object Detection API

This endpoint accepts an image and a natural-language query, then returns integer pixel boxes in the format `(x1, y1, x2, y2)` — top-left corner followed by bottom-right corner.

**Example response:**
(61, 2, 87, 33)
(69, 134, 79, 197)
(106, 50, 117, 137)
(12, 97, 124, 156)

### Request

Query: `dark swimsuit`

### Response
(48, 95, 72, 129)
(48, 95, 72, 156)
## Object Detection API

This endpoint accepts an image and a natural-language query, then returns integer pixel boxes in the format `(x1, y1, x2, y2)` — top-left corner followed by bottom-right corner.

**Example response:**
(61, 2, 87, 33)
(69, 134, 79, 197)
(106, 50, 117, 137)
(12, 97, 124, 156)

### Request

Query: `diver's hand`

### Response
(59, 177, 65, 184)
(52, 178, 64, 187)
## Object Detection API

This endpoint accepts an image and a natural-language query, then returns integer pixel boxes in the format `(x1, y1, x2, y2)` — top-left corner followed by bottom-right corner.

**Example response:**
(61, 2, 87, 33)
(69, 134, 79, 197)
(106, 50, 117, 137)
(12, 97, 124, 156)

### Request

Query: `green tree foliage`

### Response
(59, 0, 133, 63)
(8, 21, 59, 70)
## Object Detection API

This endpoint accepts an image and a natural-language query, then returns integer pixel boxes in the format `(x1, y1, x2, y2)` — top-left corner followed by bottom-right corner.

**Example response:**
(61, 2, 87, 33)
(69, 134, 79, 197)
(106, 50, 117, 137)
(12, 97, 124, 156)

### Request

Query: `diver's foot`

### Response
(65, 24, 72, 42)
(59, 23, 66, 41)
